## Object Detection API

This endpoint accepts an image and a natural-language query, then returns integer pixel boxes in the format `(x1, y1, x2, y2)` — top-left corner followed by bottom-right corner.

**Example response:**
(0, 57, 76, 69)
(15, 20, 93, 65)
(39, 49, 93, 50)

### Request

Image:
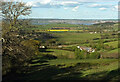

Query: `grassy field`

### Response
(104, 41, 118, 48)
(11, 23, 118, 81)
(52, 32, 100, 44)
(101, 48, 118, 58)
(107, 49, 118, 54)
(44, 59, 117, 66)
(43, 49, 75, 59)
(14, 56, 119, 80)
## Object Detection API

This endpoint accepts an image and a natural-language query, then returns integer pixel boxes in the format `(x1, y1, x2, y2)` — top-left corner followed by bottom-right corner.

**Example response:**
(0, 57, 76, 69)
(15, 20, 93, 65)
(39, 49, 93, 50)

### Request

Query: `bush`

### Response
(75, 49, 89, 59)
(75, 48, 81, 59)
(71, 46, 77, 51)
(89, 52, 100, 59)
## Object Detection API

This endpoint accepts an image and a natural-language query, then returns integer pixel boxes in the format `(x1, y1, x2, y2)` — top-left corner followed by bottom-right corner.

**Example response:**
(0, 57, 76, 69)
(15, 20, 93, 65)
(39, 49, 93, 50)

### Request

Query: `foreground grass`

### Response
(44, 59, 117, 65)
(3, 55, 119, 81)
(25, 58, 119, 80)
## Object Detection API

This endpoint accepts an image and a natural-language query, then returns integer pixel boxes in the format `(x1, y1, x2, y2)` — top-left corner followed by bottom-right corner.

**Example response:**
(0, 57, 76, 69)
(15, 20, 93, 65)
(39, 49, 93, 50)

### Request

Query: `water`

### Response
(69, 23, 95, 25)
(32, 22, 95, 25)
(32, 23, 49, 25)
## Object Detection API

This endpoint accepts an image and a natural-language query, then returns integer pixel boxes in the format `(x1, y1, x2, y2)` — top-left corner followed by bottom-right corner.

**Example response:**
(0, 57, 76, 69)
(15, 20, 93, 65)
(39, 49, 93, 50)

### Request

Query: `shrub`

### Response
(71, 46, 77, 51)
(75, 49, 89, 59)
(89, 52, 100, 59)
(75, 48, 81, 59)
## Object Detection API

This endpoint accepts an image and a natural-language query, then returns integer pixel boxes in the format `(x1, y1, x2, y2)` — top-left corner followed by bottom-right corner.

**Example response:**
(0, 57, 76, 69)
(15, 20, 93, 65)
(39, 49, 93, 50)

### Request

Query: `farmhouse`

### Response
(89, 32, 97, 34)
(77, 46, 95, 53)
(39, 46, 45, 48)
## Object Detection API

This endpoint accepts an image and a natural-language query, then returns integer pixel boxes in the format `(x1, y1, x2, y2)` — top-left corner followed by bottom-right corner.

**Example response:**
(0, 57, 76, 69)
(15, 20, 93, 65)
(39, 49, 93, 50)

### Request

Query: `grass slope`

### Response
(45, 49, 75, 59)
(26, 58, 119, 80)
(104, 41, 118, 48)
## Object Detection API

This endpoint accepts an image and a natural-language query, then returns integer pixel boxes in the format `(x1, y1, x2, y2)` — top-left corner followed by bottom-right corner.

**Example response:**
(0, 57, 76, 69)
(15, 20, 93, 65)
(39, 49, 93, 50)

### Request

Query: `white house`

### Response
(39, 46, 45, 48)
(77, 46, 95, 53)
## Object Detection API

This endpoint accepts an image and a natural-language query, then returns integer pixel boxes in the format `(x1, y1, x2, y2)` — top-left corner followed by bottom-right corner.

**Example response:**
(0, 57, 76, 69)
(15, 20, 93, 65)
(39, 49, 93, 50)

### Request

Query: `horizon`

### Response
(17, 18, 118, 20)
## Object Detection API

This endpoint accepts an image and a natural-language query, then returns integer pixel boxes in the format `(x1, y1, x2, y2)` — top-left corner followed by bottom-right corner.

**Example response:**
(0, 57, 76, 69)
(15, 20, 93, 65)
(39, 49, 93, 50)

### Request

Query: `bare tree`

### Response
(1, 1, 31, 28)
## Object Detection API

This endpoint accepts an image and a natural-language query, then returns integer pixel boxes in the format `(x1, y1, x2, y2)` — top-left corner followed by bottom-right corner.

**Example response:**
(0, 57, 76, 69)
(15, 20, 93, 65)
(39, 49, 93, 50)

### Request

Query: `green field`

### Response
(19, 56, 119, 80)
(4, 22, 119, 81)
(107, 49, 118, 54)
(52, 32, 100, 44)
(104, 41, 118, 48)
(26, 23, 118, 80)
(43, 49, 75, 59)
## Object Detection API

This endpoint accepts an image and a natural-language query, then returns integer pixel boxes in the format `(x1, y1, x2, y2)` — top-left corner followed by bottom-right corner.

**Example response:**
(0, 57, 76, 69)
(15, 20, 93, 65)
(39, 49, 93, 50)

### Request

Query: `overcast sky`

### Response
(18, 0, 120, 19)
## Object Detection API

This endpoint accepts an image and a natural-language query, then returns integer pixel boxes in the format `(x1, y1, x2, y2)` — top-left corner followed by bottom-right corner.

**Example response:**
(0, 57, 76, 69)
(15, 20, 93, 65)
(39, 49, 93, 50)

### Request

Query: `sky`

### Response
(10, 0, 120, 19)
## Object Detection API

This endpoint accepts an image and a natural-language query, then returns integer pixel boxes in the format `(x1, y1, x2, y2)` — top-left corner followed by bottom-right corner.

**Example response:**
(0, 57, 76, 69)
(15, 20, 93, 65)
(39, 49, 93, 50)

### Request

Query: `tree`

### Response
(75, 48, 81, 59)
(1, 1, 31, 28)
(1, 1, 32, 75)
(75, 49, 88, 59)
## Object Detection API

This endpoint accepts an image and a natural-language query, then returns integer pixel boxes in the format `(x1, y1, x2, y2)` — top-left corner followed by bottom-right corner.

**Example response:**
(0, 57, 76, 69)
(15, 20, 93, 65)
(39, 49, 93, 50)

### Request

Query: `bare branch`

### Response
(1, 1, 31, 25)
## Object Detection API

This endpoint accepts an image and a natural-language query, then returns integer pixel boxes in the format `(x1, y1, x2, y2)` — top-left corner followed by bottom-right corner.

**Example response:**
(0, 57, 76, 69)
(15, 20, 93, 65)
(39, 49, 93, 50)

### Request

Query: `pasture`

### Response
(9, 56, 118, 80)
(42, 49, 75, 59)
(52, 32, 101, 44)
(104, 41, 118, 48)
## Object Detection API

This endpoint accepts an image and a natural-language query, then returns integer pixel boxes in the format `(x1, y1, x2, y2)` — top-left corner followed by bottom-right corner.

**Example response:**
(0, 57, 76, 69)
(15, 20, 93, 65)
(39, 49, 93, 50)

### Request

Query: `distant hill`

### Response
(26, 19, 118, 25)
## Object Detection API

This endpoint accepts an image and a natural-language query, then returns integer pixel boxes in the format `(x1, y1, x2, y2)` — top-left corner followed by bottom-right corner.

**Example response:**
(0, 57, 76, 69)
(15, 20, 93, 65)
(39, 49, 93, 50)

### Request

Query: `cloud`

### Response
(25, 0, 118, 11)
(89, 4, 113, 8)
(26, 0, 52, 7)
(72, 6, 79, 12)
(54, 0, 119, 3)
(2, 0, 119, 3)
(40, 0, 51, 4)
(64, 8, 68, 10)
(60, 1, 82, 7)
(112, 5, 120, 11)
(99, 8, 107, 10)
(62, 0, 119, 2)
(114, 5, 119, 10)
(89, 4, 102, 7)
(25, 0, 83, 8)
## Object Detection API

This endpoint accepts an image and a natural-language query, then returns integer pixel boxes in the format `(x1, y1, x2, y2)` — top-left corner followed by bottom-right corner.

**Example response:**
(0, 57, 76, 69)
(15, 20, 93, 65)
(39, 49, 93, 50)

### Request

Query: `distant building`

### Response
(58, 45, 62, 48)
(77, 46, 95, 53)
(39, 46, 45, 48)
(89, 32, 97, 34)
(89, 32, 93, 34)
